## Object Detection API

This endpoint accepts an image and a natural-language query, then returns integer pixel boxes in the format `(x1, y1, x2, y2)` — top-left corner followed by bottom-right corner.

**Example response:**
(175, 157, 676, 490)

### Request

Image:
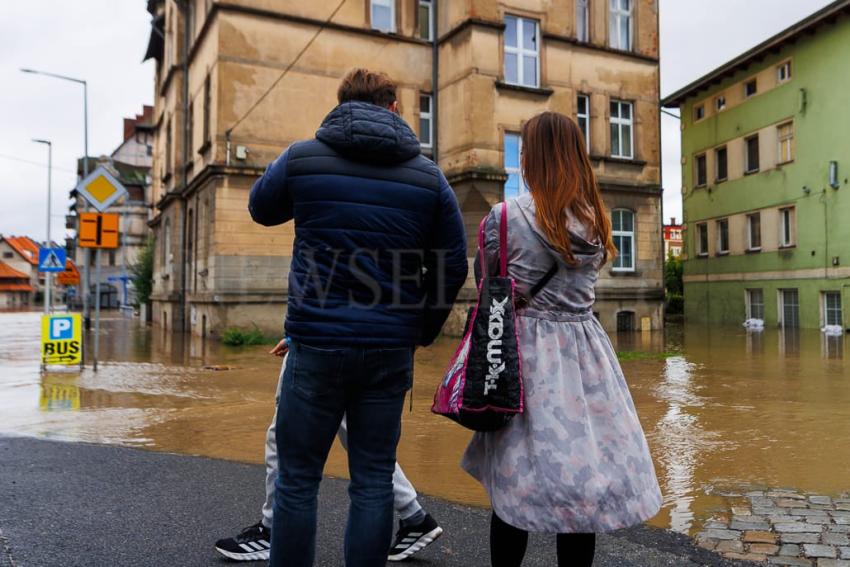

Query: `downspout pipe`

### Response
(431, 0, 439, 163)
(178, 0, 191, 332)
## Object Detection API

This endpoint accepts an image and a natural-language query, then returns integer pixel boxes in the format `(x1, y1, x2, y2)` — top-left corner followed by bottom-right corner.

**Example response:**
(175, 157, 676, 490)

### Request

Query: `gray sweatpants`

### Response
(261, 355, 422, 529)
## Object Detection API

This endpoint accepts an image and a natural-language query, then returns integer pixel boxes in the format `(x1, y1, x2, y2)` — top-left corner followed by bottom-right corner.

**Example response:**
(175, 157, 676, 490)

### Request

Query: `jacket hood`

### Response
(315, 101, 422, 165)
(515, 194, 604, 267)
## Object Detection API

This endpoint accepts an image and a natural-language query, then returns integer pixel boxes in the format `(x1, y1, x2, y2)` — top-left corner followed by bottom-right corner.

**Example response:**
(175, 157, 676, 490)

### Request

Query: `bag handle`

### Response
(477, 203, 509, 278)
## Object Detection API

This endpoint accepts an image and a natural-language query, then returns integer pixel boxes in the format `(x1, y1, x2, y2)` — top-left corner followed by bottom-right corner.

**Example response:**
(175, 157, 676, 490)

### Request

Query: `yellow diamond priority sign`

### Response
(76, 165, 128, 212)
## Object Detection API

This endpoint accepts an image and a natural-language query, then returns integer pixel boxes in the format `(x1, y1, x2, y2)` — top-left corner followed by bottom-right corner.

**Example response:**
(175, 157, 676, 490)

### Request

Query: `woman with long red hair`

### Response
(461, 112, 662, 566)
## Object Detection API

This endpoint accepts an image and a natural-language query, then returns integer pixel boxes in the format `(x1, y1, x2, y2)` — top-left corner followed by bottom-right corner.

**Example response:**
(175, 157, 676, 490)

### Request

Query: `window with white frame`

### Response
(715, 95, 726, 111)
(747, 212, 761, 250)
(609, 100, 633, 159)
(777, 61, 792, 83)
(370, 0, 395, 33)
(609, 0, 633, 51)
(577, 94, 590, 146)
(419, 93, 433, 149)
(780, 207, 795, 247)
(777, 121, 794, 163)
(577, 0, 589, 42)
(504, 132, 527, 199)
(504, 15, 540, 88)
(746, 288, 765, 320)
(611, 209, 635, 271)
(716, 218, 729, 254)
(744, 78, 758, 98)
(823, 291, 843, 327)
(694, 104, 705, 121)
(696, 222, 708, 256)
(780, 289, 800, 328)
(418, 0, 433, 41)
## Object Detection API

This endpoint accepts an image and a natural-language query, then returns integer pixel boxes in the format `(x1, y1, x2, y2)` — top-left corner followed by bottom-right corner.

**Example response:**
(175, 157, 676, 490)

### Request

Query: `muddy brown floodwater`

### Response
(1, 311, 848, 536)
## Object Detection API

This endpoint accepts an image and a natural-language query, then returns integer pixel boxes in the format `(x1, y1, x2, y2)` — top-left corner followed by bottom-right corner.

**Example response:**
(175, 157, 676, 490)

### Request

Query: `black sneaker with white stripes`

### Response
(214, 521, 271, 561)
(387, 513, 443, 562)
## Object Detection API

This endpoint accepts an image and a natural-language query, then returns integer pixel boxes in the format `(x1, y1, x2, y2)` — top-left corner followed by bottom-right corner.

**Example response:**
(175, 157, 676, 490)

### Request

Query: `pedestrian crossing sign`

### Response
(41, 313, 83, 366)
(38, 247, 67, 273)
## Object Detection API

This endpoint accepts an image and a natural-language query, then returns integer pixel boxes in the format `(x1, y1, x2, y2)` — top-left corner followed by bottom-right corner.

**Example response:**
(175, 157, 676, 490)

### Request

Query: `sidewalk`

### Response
(0, 436, 755, 566)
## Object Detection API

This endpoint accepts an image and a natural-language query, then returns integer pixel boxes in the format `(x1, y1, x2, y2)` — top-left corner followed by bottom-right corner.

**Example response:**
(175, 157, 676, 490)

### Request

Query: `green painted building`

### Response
(662, 0, 850, 330)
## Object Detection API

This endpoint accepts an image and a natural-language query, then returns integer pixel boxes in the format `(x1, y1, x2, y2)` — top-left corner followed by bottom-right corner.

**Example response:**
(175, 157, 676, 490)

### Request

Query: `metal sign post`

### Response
(75, 166, 127, 372)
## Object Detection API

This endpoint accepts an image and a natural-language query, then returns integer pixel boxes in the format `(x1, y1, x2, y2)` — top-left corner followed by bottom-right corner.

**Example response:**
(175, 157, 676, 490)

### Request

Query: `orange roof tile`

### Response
(0, 260, 30, 280)
(0, 283, 33, 292)
(2, 236, 40, 265)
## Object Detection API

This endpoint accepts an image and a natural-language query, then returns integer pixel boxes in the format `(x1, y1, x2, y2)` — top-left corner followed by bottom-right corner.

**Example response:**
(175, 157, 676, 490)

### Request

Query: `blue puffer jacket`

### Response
(249, 101, 468, 347)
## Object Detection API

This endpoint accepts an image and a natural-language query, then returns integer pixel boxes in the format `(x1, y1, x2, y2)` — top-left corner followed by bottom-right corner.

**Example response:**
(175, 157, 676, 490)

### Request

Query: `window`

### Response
(419, 93, 433, 149)
(744, 79, 758, 98)
(694, 153, 707, 187)
(747, 212, 762, 250)
(2, 252, 12, 259)
(747, 289, 765, 320)
(609, 100, 633, 159)
(611, 209, 635, 271)
(824, 292, 843, 327)
(165, 117, 173, 176)
(777, 61, 792, 83)
(777, 122, 794, 163)
(577, 94, 590, 146)
(781, 289, 800, 328)
(780, 207, 795, 247)
(418, 0, 433, 41)
(696, 222, 708, 256)
(694, 104, 705, 121)
(370, 0, 395, 33)
(202, 74, 211, 146)
(187, 101, 194, 157)
(715, 95, 726, 111)
(504, 16, 539, 88)
(609, 0, 632, 51)
(504, 132, 527, 199)
(715, 146, 728, 181)
(716, 218, 729, 254)
(577, 0, 589, 42)
(745, 134, 759, 173)
(162, 218, 171, 268)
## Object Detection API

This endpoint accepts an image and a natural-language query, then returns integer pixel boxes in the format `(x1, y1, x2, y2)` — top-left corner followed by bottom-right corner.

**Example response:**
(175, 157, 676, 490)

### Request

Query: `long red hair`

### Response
(520, 111, 617, 264)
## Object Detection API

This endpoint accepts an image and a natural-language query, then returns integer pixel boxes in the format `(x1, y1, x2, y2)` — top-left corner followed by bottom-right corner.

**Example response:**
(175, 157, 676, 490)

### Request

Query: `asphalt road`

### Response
(0, 436, 755, 567)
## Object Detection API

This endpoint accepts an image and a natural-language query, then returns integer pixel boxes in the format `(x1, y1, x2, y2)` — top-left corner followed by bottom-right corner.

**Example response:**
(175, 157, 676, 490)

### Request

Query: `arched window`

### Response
(611, 209, 635, 271)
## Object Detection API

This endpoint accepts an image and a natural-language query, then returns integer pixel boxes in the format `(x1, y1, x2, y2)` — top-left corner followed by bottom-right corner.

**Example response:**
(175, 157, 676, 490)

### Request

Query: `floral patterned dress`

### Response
(461, 194, 662, 534)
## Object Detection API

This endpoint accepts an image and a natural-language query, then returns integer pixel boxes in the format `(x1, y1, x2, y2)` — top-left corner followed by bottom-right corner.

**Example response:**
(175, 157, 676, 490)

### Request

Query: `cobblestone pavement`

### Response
(696, 489, 850, 566)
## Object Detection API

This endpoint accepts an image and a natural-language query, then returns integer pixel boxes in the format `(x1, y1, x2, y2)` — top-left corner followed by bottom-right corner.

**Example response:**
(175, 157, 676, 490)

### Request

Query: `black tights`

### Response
(490, 512, 596, 567)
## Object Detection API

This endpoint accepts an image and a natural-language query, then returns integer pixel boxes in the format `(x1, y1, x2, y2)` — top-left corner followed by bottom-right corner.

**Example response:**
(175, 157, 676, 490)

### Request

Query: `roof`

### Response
(662, 0, 850, 107)
(0, 260, 30, 280)
(0, 283, 34, 292)
(2, 236, 39, 265)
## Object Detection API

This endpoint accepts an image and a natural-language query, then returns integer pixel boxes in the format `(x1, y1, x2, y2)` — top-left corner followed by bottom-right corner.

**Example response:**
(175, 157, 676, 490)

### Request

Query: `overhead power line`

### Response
(0, 153, 78, 175)
(225, 0, 347, 138)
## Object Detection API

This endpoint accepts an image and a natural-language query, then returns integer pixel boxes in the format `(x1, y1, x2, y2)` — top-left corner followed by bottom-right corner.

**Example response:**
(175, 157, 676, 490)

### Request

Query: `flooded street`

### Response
(1, 311, 849, 537)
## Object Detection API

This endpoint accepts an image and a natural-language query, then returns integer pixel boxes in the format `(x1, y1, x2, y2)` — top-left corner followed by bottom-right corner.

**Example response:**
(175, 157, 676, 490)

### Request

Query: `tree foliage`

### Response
(130, 236, 154, 307)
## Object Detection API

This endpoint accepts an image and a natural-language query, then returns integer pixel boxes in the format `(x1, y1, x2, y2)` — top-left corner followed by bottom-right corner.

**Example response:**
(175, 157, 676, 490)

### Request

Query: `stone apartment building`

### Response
(143, 0, 663, 336)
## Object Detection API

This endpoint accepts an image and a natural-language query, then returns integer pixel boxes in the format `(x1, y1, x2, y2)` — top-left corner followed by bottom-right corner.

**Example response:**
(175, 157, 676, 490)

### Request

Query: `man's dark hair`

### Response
(337, 68, 397, 108)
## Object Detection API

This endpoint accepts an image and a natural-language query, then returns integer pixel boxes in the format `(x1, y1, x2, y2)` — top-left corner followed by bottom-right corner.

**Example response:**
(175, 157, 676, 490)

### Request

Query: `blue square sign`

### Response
(49, 316, 74, 340)
(38, 248, 67, 273)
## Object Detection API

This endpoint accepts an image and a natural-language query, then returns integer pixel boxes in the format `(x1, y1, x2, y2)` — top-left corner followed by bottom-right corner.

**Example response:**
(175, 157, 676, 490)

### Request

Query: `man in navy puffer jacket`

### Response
(248, 69, 467, 567)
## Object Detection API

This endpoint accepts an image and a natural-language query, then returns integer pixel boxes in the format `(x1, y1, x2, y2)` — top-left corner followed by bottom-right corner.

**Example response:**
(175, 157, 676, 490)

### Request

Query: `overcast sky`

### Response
(0, 0, 836, 242)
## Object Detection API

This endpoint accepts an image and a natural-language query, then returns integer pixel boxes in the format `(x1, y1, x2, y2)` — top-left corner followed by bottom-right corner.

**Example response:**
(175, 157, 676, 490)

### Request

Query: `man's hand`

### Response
(270, 338, 289, 357)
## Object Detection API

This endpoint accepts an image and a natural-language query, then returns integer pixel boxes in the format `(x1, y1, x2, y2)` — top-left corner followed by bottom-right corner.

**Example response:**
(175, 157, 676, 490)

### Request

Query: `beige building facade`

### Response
(144, 0, 663, 336)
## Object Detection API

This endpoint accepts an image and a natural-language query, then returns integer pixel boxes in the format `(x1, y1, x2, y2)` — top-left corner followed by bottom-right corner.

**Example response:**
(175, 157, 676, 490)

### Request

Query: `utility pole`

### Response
(21, 68, 90, 326)
(33, 139, 52, 314)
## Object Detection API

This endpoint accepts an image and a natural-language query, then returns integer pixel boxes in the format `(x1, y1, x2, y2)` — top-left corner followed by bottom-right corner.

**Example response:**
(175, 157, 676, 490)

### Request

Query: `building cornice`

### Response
(438, 18, 505, 45)
(542, 32, 659, 64)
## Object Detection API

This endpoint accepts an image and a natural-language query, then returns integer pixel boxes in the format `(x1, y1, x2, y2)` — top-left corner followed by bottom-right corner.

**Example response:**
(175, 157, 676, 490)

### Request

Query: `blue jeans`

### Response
(270, 341, 413, 567)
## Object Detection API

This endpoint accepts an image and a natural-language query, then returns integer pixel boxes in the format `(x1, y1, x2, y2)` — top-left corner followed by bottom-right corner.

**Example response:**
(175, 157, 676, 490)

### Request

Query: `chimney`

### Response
(124, 117, 135, 141)
(670, 217, 677, 225)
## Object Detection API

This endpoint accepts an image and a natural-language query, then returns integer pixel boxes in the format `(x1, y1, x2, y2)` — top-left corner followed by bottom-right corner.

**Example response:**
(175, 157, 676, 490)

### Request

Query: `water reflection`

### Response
(1, 312, 849, 536)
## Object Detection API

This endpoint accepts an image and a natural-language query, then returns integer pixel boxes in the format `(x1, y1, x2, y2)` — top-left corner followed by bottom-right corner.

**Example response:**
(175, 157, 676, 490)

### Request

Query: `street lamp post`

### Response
(20, 68, 90, 326)
(33, 139, 52, 314)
